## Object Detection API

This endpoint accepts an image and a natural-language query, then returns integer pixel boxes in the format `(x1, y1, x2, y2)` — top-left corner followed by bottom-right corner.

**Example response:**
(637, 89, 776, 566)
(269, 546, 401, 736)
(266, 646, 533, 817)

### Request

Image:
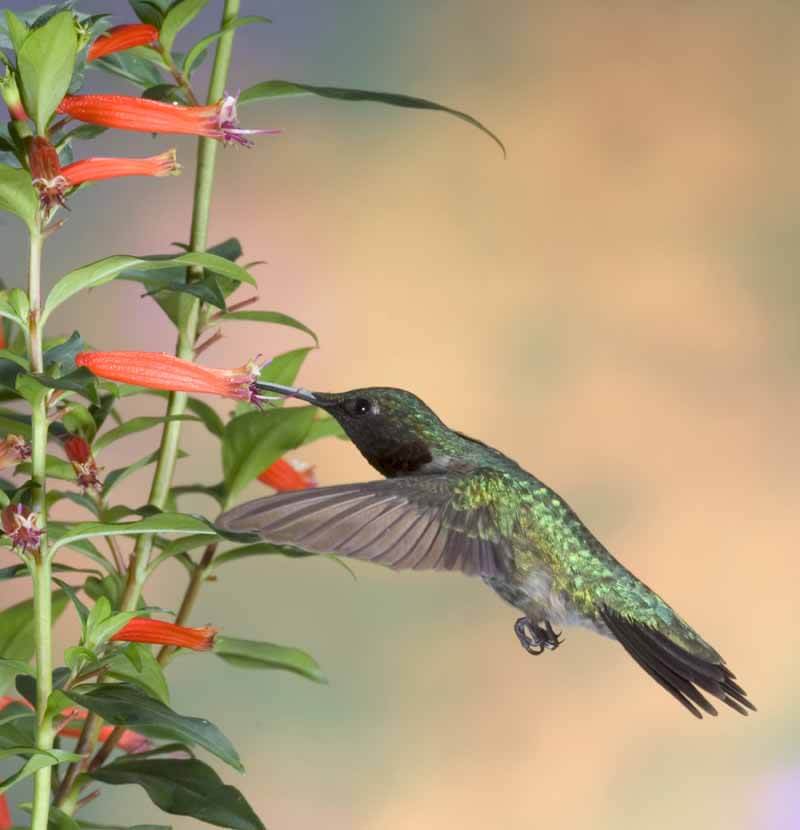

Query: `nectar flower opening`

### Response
(0, 434, 31, 469)
(57, 94, 280, 146)
(258, 457, 318, 492)
(28, 137, 68, 214)
(64, 435, 102, 491)
(62, 149, 181, 186)
(87, 23, 159, 62)
(76, 351, 272, 403)
(1, 504, 43, 553)
(111, 618, 218, 651)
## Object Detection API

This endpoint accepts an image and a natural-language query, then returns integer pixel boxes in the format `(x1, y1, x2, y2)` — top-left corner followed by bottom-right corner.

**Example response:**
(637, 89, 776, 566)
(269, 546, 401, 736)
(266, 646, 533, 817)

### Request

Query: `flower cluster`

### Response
(6, 20, 276, 216)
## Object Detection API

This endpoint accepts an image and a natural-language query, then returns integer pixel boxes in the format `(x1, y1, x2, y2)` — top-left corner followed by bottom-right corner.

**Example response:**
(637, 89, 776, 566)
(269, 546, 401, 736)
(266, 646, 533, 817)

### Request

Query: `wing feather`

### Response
(216, 475, 508, 578)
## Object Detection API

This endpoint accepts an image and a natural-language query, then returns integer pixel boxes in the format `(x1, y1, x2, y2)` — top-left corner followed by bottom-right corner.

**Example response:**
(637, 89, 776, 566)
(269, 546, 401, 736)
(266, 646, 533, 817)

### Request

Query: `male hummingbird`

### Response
(217, 384, 754, 718)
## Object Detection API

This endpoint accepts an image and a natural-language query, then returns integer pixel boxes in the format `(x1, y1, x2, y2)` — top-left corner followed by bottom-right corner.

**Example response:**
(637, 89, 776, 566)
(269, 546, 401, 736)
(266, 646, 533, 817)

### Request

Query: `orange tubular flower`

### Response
(0, 793, 10, 830)
(87, 23, 159, 62)
(62, 149, 180, 186)
(259, 457, 318, 492)
(111, 618, 218, 651)
(76, 351, 270, 403)
(57, 93, 279, 146)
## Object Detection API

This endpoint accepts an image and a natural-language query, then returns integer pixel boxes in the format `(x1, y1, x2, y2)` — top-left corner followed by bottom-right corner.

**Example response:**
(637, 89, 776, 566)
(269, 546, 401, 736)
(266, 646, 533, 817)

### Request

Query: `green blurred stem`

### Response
(27, 228, 54, 830)
(87, 0, 243, 777)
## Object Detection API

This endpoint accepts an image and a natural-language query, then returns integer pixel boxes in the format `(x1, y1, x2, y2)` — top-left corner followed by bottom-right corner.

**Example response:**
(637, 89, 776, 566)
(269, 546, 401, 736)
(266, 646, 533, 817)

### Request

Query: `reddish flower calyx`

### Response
(1, 505, 43, 553)
(28, 137, 68, 214)
(87, 23, 159, 62)
(111, 618, 218, 651)
(0, 434, 32, 469)
(64, 435, 102, 491)
(62, 149, 181, 186)
(258, 457, 318, 492)
(76, 350, 272, 403)
(56, 93, 279, 146)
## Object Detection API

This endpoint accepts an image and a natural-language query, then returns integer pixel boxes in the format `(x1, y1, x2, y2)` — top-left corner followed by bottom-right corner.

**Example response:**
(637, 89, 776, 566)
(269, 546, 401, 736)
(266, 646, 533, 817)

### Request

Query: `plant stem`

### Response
(27, 227, 54, 830)
(87, 0, 243, 775)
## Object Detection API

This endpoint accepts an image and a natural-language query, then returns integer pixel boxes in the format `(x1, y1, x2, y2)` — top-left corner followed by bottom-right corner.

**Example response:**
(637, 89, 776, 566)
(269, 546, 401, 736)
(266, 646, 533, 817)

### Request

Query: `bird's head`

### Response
(254, 382, 448, 477)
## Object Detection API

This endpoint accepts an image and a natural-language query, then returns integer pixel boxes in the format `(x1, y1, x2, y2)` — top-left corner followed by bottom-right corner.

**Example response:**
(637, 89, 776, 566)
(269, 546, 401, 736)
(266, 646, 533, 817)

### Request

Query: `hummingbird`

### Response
(217, 383, 754, 719)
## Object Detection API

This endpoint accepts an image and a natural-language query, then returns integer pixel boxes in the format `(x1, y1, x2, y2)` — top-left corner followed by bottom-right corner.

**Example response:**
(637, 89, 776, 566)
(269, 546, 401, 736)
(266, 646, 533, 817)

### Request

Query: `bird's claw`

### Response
(514, 617, 563, 655)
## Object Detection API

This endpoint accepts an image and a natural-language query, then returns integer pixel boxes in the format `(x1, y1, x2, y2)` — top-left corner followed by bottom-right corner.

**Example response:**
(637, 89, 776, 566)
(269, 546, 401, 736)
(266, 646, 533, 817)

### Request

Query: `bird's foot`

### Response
(514, 617, 563, 655)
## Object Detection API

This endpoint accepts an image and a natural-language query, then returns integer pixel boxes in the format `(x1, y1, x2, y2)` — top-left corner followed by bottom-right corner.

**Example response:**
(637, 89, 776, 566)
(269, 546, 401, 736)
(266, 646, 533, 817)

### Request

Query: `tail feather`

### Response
(600, 606, 755, 718)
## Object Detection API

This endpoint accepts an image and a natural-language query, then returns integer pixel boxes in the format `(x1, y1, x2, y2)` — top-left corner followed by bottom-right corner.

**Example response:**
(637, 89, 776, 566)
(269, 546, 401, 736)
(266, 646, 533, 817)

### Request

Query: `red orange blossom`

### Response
(76, 351, 272, 404)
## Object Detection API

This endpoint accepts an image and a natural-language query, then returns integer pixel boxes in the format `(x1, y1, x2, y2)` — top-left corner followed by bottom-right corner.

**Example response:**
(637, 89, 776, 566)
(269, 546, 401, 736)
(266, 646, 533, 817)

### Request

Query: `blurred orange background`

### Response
(2, 2, 799, 828)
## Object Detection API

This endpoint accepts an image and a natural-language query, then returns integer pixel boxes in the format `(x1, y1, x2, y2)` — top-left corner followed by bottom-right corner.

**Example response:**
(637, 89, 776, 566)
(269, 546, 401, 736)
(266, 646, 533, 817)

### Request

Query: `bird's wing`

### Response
(215, 472, 510, 578)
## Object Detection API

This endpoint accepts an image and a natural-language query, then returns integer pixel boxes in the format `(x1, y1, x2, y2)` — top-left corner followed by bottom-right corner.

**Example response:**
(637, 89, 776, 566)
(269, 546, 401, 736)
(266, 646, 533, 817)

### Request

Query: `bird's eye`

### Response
(351, 397, 372, 416)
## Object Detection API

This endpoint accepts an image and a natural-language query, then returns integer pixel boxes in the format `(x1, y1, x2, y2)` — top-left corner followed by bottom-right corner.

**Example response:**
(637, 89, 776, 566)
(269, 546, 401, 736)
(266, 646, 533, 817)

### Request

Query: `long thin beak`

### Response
(252, 381, 322, 406)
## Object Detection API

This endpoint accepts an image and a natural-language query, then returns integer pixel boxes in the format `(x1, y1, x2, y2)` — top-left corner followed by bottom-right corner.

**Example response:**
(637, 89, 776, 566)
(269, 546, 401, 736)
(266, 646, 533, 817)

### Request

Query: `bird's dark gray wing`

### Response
(215, 474, 508, 577)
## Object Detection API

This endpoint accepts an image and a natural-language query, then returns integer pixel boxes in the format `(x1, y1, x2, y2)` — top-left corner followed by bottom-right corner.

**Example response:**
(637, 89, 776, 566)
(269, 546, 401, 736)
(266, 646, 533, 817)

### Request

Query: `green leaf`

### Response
(182, 15, 270, 76)
(150, 533, 215, 569)
(31, 368, 99, 404)
(212, 542, 313, 568)
(107, 644, 169, 705)
(0, 163, 37, 231)
(93, 415, 199, 452)
(257, 347, 311, 390)
(222, 407, 315, 497)
(91, 757, 263, 830)
(303, 415, 347, 444)
(213, 636, 325, 683)
(186, 396, 224, 437)
(0, 289, 28, 328)
(0, 745, 82, 794)
(92, 49, 163, 87)
(0, 592, 68, 662)
(49, 513, 217, 555)
(219, 310, 318, 346)
(42, 253, 256, 325)
(16, 10, 78, 134)
(17, 453, 76, 480)
(3, 10, 29, 52)
(239, 80, 506, 156)
(65, 684, 242, 771)
(159, 0, 209, 54)
(128, 0, 171, 27)
(52, 577, 90, 624)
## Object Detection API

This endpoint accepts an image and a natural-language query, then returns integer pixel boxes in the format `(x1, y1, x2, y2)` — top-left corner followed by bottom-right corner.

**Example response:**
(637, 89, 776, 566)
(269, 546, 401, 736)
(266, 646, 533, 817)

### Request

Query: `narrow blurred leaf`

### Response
(16, 10, 78, 133)
(42, 253, 255, 324)
(182, 15, 270, 76)
(0, 164, 37, 231)
(31, 368, 99, 404)
(0, 592, 68, 662)
(0, 659, 31, 694)
(102, 448, 187, 497)
(212, 543, 313, 568)
(219, 311, 318, 346)
(49, 513, 217, 555)
(239, 80, 506, 156)
(52, 577, 90, 624)
(3, 10, 29, 52)
(213, 636, 325, 683)
(65, 684, 242, 771)
(222, 407, 315, 497)
(93, 415, 199, 452)
(185, 396, 224, 437)
(0, 289, 28, 327)
(159, 0, 208, 54)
